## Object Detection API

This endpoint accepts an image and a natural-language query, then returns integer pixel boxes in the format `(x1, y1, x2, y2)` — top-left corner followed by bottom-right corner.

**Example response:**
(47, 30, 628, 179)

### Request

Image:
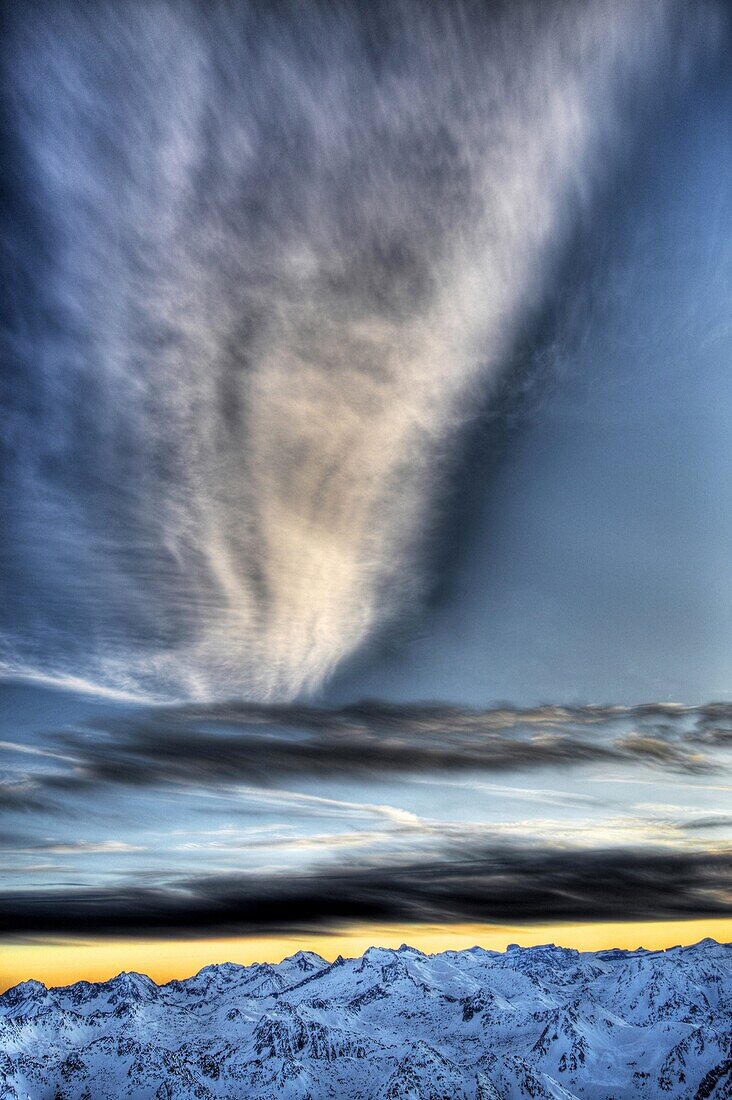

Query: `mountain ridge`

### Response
(1, 939, 730, 1098)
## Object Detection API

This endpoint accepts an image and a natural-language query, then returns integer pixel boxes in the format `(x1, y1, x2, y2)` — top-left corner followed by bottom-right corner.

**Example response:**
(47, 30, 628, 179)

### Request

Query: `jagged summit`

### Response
(107, 971, 157, 988)
(0, 978, 47, 1010)
(279, 949, 327, 970)
(1, 939, 729, 1099)
(194, 961, 245, 975)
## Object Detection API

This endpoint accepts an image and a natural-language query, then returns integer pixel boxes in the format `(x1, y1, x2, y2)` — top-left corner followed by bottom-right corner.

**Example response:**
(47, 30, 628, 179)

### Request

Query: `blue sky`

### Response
(329, 65, 732, 706)
(0, 0, 730, 961)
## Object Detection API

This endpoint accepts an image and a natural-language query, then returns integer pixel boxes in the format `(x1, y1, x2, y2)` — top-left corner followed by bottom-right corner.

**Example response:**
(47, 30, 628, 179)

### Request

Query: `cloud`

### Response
(14, 700, 724, 802)
(0, 782, 46, 814)
(3, 840, 144, 856)
(192, 787, 425, 828)
(0, 700, 727, 825)
(679, 816, 732, 832)
(0, 0, 723, 702)
(0, 844, 728, 939)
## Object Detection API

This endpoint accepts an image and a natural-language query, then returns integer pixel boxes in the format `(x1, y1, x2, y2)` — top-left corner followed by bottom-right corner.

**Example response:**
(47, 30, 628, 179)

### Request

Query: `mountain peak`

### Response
(1, 940, 729, 1097)
(2, 978, 47, 1004)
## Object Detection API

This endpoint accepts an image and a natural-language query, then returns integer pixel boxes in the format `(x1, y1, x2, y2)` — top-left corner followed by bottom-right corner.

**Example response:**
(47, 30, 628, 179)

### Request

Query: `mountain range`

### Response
(1, 939, 730, 1099)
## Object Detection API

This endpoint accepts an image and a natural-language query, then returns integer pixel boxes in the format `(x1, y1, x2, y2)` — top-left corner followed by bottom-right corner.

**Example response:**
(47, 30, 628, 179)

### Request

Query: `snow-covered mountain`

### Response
(1, 940, 730, 1099)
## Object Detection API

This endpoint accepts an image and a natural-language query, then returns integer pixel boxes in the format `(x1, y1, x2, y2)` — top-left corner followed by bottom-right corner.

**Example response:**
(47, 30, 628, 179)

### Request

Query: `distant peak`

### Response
(363, 946, 393, 959)
(109, 970, 153, 984)
(282, 950, 326, 964)
(507, 942, 560, 953)
(4, 978, 47, 998)
(194, 962, 245, 979)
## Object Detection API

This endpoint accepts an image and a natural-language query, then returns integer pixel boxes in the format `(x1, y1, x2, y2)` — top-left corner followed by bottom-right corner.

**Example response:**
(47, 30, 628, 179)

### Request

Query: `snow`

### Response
(0, 939, 729, 1098)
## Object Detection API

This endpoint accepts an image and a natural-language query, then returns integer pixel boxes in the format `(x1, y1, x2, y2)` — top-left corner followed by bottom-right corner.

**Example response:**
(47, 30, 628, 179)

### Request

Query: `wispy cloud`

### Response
(0, 782, 46, 814)
(0, 1, 722, 701)
(678, 816, 732, 832)
(3, 840, 144, 856)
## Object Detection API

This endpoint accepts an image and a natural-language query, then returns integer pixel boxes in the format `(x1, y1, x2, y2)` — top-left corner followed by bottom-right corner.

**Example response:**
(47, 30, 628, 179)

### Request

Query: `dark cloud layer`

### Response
(0, 845, 729, 939)
(1, 700, 729, 939)
(0, 784, 44, 813)
(22, 700, 729, 801)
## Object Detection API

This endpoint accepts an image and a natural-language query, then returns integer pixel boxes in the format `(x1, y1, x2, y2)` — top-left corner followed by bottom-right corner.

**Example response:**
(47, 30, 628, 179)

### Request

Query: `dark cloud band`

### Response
(28, 700, 731, 798)
(0, 845, 729, 939)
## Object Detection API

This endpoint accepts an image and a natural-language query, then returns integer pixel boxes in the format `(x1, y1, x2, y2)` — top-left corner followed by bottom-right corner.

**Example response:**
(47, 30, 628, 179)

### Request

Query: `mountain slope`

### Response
(1, 940, 730, 1099)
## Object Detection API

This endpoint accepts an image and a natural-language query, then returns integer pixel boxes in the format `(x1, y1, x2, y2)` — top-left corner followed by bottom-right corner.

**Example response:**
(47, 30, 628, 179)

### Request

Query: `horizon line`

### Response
(3, 919, 731, 994)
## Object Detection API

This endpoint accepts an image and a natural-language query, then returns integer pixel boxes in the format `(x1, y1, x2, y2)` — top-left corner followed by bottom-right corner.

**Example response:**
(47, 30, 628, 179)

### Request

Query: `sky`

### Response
(0, 0, 731, 988)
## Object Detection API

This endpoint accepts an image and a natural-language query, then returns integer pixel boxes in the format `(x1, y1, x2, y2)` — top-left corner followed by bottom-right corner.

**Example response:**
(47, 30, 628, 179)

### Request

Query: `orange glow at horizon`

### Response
(3, 918, 731, 992)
